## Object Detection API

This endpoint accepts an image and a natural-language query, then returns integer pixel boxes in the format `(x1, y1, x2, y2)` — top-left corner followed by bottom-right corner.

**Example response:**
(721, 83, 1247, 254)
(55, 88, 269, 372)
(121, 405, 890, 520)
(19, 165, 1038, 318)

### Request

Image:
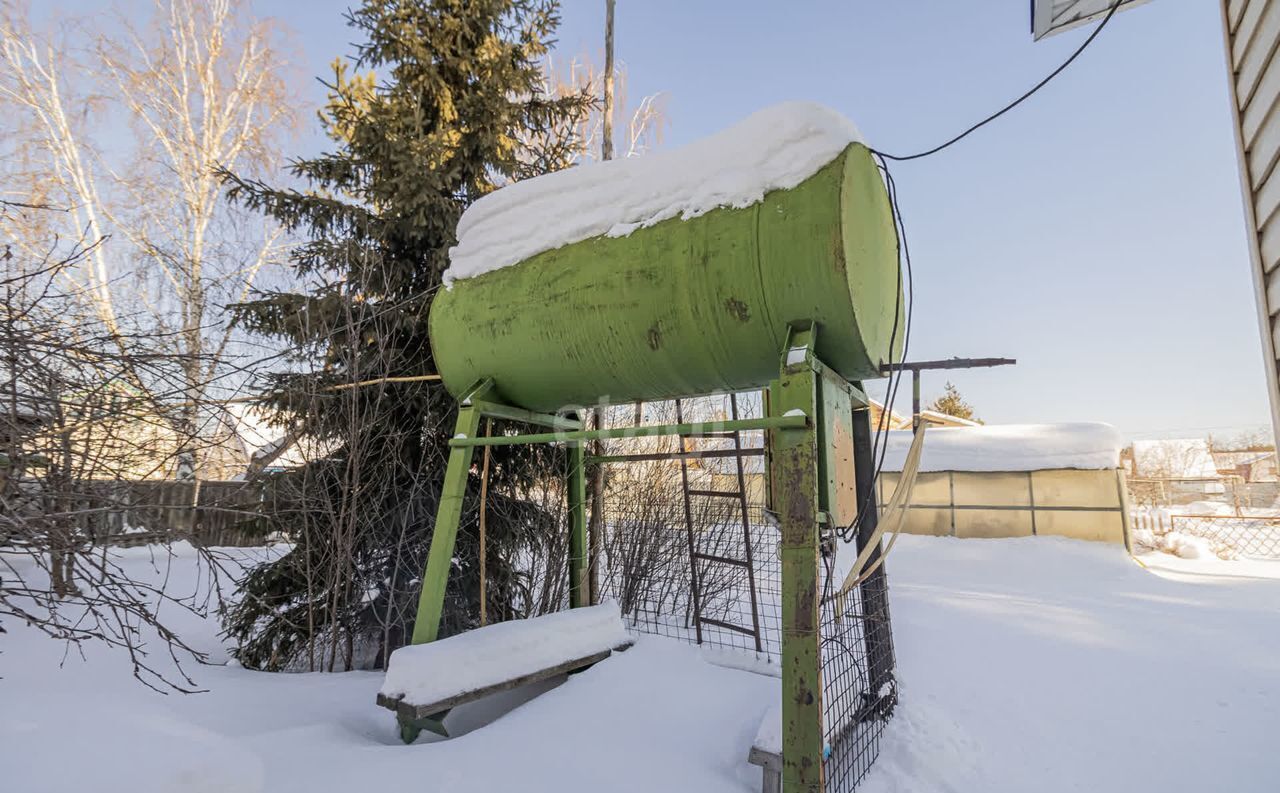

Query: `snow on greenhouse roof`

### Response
(444, 101, 864, 285)
(880, 422, 1122, 473)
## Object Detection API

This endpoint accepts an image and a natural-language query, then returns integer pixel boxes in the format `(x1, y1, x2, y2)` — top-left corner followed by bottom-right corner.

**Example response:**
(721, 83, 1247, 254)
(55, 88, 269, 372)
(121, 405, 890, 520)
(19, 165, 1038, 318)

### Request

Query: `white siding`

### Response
(1223, 0, 1280, 450)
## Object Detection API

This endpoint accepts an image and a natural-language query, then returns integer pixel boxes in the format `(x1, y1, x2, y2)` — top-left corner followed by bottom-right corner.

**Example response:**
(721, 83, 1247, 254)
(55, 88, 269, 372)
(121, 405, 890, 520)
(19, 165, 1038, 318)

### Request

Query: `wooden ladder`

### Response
(675, 394, 763, 653)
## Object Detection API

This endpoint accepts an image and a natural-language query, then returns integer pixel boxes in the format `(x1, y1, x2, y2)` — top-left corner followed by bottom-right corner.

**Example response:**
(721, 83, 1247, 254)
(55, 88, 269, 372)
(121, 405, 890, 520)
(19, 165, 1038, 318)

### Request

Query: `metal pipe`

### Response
(586, 447, 765, 465)
(447, 413, 808, 448)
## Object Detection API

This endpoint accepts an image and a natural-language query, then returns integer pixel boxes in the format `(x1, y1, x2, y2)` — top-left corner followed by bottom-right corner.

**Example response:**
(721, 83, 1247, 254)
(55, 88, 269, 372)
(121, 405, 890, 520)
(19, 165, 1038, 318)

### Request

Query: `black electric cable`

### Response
(839, 153, 914, 545)
(873, 0, 1124, 163)
(838, 2, 1123, 542)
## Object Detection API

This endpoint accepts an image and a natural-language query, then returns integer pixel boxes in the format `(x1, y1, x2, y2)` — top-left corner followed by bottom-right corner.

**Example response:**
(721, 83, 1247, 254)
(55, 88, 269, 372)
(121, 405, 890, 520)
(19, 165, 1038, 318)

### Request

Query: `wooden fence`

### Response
(84, 478, 286, 547)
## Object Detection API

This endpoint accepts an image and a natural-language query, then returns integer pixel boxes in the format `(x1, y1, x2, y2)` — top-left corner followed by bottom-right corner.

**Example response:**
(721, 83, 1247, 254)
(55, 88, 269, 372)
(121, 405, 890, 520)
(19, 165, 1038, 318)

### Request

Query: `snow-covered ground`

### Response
(3, 536, 1278, 792)
(869, 537, 1280, 793)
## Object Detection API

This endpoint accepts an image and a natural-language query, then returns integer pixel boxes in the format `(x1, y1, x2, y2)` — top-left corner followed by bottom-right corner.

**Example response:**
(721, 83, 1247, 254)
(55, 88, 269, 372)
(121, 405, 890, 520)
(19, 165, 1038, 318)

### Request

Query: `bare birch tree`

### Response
(0, 0, 298, 480)
(517, 52, 665, 174)
(0, 199, 247, 692)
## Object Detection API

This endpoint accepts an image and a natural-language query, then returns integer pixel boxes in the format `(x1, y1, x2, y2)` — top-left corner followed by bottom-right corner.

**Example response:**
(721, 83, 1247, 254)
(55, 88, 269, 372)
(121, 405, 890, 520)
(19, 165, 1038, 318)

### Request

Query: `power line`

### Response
(872, 0, 1124, 162)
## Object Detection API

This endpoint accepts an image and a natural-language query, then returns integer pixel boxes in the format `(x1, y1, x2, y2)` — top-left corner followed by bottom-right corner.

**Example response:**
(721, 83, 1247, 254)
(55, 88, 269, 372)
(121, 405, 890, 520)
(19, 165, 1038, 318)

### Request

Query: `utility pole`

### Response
(602, 0, 615, 162)
(588, 0, 617, 605)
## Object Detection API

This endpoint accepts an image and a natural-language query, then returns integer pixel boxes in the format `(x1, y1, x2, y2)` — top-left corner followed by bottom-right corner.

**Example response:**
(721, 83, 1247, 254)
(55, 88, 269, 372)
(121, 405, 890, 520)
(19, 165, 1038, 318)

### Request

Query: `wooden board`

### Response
(376, 643, 631, 723)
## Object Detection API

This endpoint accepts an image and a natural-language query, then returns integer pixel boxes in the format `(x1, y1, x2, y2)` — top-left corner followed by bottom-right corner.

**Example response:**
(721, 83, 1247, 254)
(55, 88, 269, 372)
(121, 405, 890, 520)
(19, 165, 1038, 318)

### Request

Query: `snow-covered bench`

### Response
(377, 602, 633, 742)
(747, 704, 782, 793)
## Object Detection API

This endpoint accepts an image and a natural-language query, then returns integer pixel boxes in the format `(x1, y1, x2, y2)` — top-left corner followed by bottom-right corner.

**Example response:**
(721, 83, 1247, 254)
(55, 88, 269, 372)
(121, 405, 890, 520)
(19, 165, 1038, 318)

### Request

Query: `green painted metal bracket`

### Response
(397, 711, 450, 743)
(457, 378, 496, 406)
(847, 382, 870, 409)
(411, 403, 482, 645)
(447, 414, 808, 448)
(771, 323, 825, 793)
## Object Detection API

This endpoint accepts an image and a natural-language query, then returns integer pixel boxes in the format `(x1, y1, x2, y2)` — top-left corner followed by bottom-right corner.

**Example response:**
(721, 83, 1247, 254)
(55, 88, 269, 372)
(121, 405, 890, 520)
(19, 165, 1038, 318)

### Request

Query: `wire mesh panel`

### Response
(599, 501, 782, 660)
(595, 393, 783, 662)
(1169, 514, 1280, 559)
(591, 391, 898, 792)
(821, 551, 896, 793)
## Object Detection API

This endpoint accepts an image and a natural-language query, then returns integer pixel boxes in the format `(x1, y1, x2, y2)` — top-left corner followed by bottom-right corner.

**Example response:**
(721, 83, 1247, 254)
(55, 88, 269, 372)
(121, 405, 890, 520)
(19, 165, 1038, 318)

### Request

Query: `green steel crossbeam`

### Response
(447, 414, 808, 448)
(468, 399, 583, 431)
(586, 447, 765, 465)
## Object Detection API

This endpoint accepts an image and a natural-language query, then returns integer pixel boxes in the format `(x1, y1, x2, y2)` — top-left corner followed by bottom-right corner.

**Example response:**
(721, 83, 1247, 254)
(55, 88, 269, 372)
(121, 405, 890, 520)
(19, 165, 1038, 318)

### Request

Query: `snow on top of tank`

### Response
(879, 423, 1124, 473)
(444, 101, 864, 286)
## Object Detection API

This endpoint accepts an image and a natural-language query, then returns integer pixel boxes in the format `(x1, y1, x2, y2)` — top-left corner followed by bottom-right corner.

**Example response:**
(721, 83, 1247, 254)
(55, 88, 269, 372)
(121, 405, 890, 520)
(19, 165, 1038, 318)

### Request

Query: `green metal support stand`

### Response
(411, 403, 483, 646)
(770, 324, 825, 793)
(403, 333, 872, 786)
(567, 439, 589, 609)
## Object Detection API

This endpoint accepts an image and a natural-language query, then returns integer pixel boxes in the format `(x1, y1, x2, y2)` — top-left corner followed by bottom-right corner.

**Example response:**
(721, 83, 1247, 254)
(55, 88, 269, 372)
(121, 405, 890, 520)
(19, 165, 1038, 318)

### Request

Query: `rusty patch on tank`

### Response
(646, 323, 663, 350)
(724, 297, 751, 322)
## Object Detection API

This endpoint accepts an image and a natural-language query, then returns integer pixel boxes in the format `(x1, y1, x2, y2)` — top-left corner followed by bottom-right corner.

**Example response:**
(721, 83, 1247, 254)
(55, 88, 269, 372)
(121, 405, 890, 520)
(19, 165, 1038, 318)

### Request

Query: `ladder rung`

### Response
(698, 617, 758, 637)
(692, 551, 751, 567)
(687, 489, 744, 498)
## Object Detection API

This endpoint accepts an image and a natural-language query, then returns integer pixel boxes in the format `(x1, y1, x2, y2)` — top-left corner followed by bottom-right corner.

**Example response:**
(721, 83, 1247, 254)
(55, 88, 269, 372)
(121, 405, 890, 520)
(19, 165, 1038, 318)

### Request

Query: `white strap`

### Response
(836, 422, 926, 599)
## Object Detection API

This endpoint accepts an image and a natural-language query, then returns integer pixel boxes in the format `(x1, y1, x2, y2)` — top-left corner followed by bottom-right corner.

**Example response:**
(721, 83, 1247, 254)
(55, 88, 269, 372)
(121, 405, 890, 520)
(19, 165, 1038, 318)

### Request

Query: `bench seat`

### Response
(378, 602, 632, 742)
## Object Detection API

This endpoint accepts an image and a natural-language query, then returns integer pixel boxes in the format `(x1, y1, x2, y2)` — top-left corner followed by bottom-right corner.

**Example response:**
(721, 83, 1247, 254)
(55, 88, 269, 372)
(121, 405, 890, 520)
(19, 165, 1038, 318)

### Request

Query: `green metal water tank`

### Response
(429, 143, 901, 412)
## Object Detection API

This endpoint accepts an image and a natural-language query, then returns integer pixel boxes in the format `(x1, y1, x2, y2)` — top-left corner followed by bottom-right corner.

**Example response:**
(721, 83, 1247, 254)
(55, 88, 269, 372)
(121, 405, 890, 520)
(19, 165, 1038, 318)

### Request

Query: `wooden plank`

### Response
(748, 746, 783, 771)
(747, 748, 783, 793)
(1229, 0, 1250, 35)
(1234, 0, 1268, 68)
(377, 645, 630, 721)
(1237, 0, 1280, 105)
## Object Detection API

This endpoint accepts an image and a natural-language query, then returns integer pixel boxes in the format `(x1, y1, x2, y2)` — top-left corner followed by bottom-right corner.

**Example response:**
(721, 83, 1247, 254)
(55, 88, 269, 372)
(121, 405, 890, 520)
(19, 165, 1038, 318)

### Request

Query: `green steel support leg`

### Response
(568, 440, 589, 608)
(770, 325, 824, 793)
(411, 404, 482, 645)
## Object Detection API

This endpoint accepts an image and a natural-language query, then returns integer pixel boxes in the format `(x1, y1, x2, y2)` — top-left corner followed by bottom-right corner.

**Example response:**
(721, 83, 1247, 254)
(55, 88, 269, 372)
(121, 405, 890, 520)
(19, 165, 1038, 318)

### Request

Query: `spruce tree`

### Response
(220, 0, 590, 671)
(927, 381, 981, 423)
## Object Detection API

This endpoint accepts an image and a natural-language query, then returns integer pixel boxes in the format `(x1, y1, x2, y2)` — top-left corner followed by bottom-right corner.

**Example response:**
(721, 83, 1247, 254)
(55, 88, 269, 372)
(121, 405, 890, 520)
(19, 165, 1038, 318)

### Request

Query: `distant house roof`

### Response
(1211, 450, 1274, 469)
(869, 400, 911, 430)
(1, 377, 50, 424)
(222, 403, 329, 474)
(1131, 438, 1219, 479)
(918, 409, 980, 428)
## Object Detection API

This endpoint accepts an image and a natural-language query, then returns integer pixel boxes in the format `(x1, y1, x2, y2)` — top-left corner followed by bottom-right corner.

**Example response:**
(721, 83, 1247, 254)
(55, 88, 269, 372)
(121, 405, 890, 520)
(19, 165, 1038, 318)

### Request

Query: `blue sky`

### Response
(76, 0, 1273, 440)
